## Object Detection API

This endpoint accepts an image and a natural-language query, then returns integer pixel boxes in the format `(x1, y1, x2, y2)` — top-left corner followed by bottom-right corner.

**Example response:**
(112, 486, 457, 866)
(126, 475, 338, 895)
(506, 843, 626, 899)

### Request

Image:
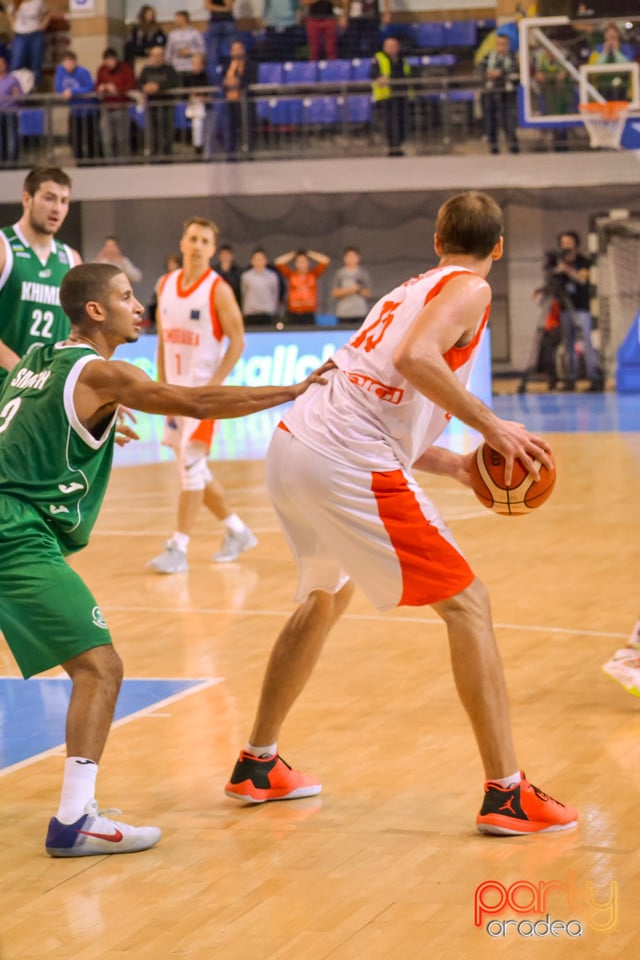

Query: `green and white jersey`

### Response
(0, 343, 117, 555)
(0, 224, 74, 387)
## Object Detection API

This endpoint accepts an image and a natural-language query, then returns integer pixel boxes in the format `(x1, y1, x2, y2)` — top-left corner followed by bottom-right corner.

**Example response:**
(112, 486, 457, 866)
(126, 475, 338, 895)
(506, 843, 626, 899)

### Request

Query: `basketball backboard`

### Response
(518, 14, 640, 130)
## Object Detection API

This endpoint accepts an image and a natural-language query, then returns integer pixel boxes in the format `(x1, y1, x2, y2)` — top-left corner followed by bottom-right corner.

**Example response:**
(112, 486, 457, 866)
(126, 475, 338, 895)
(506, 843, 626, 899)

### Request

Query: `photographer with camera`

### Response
(552, 231, 603, 392)
(480, 32, 520, 155)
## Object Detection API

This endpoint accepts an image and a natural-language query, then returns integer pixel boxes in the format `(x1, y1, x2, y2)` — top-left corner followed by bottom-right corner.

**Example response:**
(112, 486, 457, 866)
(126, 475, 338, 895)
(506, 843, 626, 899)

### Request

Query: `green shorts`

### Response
(0, 497, 112, 678)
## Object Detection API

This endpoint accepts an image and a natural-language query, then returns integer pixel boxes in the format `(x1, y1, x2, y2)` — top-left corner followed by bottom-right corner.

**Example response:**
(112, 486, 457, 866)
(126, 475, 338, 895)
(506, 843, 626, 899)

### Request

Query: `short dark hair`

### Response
(558, 230, 580, 248)
(436, 191, 503, 259)
(175, 9, 190, 18)
(63, 50, 78, 62)
(23, 166, 72, 197)
(60, 263, 122, 327)
(252, 247, 267, 256)
(343, 245, 360, 255)
(103, 47, 118, 59)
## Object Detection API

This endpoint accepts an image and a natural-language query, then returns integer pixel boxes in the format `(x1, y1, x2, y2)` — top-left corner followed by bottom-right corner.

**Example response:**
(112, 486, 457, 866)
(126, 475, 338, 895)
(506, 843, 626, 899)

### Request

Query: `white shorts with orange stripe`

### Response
(266, 426, 475, 612)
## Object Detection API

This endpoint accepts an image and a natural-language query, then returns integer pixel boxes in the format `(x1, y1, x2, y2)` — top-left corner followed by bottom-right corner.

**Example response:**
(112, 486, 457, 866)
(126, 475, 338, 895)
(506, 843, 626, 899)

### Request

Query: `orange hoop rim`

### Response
(579, 100, 630, 120)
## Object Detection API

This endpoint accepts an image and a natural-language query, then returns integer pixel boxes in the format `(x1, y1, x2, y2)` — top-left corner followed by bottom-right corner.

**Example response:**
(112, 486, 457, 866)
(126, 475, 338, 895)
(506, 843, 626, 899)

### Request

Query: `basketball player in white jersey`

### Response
(149, 216, 257, 573)
(225, 191, 578, 836)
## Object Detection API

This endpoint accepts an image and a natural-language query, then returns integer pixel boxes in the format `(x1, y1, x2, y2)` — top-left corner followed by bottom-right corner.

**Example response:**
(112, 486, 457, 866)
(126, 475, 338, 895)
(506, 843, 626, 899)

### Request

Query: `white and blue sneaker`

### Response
(45, 801, 161, 857)
(212, 527, 257, 563)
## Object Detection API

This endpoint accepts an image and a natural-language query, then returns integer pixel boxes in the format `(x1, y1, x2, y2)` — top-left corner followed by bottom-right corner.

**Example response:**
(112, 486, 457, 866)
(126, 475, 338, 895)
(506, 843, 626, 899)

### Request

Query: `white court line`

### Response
(0, 677, 223, 777)
(100, 604, 629, 640)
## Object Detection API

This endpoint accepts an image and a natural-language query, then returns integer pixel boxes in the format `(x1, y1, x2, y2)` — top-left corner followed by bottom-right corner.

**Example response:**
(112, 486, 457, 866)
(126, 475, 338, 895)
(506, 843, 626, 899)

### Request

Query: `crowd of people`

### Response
(0, 5, 638, 164)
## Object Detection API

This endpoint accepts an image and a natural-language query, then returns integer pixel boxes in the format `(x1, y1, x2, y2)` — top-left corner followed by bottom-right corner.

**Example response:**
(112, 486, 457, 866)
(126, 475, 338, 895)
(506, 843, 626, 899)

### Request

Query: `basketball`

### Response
(469, 442, 556, 515)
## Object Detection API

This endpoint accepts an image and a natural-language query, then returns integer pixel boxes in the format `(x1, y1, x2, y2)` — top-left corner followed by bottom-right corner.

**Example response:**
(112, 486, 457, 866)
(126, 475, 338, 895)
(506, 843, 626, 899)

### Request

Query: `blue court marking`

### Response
(0, 677, 217, 772)
(493, 391, 639, 434)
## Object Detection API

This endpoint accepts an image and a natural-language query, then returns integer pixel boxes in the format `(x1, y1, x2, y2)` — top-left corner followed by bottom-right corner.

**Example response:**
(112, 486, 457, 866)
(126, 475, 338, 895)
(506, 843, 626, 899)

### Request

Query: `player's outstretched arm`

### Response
(74, 357, 335, 427)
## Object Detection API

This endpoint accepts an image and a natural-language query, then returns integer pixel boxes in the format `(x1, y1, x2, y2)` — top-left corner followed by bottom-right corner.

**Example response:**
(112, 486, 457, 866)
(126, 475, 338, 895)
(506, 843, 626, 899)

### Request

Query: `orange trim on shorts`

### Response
(277, 420, 291, 432)
(209, 276, 223, 341)
(371, 469, 474, 606)
(190, 419, 215, 447)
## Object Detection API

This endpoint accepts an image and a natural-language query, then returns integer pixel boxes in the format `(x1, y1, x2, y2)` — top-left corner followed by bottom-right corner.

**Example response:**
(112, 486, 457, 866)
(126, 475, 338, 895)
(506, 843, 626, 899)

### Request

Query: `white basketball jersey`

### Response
(158, 268, 225, 387)
(284, 265, 491, 470)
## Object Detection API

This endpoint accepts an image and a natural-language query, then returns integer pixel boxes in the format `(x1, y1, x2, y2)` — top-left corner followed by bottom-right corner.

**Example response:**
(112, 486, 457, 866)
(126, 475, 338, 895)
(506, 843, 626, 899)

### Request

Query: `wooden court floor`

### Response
(1, 432, 639, 959)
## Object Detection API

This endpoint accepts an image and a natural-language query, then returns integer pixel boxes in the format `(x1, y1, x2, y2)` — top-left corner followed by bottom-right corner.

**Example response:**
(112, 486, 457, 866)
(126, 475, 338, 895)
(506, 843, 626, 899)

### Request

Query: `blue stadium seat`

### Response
(258, 61, 284, 84)
(283, 60, 318, 84)
(442, 20, 477, 48)
(410, 22, 445, 50)
(303, 95, 342, 125)
(18, 108, 45, 137)
(350, 58, 373, 80)
(317, 59, 351, 83)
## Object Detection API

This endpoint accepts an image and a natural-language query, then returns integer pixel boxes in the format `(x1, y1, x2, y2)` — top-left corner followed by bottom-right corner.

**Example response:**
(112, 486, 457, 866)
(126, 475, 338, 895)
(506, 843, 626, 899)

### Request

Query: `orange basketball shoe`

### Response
(476, 773, 578, 836)
(225, 751, 322, 803)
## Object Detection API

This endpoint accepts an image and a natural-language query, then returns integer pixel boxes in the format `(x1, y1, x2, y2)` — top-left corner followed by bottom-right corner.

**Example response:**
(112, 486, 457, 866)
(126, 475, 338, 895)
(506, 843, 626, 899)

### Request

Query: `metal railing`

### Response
(0, 76, 488, 169)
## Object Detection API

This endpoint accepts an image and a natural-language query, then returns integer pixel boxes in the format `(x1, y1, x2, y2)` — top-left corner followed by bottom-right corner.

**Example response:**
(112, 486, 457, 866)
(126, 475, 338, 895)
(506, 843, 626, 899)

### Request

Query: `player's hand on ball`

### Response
(483, 419, 553, 486)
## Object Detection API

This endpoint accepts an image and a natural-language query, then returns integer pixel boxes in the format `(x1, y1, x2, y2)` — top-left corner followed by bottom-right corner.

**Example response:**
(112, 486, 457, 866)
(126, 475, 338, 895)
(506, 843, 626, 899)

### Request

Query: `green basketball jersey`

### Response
(0, 225, 74, 388)
(0, 343, 117, 555)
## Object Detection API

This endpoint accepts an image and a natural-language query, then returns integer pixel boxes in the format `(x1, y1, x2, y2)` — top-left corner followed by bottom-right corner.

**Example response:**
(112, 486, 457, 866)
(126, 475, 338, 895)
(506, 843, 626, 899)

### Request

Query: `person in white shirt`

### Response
(8, 0, 50, 89)
(241, 248, 281, 327)
(224, 190, 578, 839)
(165, 9, 206, 81)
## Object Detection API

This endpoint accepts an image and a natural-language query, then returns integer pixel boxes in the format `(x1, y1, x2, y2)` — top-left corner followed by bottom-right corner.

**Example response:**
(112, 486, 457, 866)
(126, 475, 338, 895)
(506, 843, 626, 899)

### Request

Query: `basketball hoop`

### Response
(579, 100, 629, 150)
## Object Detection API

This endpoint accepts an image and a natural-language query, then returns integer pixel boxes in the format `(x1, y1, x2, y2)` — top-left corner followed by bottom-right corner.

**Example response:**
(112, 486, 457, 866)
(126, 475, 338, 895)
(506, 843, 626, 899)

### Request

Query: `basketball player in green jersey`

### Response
(0, 166, 81, 387)
(0, 262, 331, 858)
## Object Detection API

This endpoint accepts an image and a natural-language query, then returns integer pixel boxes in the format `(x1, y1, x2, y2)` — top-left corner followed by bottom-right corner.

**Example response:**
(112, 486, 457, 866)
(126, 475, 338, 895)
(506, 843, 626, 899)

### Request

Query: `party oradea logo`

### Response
(474, 873, 618, 938)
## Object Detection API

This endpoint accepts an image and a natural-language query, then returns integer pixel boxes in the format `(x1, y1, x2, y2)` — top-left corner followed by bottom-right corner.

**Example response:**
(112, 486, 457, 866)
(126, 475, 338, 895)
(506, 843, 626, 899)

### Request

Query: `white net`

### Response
(579, 101, 629, 150)
(595, 217, 640, 374)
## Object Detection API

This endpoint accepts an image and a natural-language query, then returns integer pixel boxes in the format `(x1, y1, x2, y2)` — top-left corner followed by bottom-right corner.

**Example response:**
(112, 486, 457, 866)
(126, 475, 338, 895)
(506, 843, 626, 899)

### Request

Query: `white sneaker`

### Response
(45, 801, 161, 857)
(148, 541, 188, 574)
(212, 527, 258, 563)
(602, 648, 640, 699)
(629, 619, 640, 649)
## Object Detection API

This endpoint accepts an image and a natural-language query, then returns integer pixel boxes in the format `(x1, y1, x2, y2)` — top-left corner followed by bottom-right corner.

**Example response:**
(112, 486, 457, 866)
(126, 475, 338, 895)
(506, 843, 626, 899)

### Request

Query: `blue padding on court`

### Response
(0, 677, 205, 770)
(493, 391, 640, 433)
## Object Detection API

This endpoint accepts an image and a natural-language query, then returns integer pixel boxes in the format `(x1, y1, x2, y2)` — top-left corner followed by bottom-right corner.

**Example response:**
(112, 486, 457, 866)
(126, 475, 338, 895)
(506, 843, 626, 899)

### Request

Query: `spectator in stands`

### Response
(125, 4, 167, 75)
(302, 0, 339, 61)
(533, 47, 574, 152)
(589, 22, 631, 101)
(0, 52, 22, 166)
(275, 248, 330, 325)
(95, 47, 136, 162)
(205, 0, 236, 76)
(331, 246, 372, 325)
(165, 9, 206, 83)
(138, 45, 179, 159)
(184, 52, 211, 155)
(241, 248, 281, 326)
(7, 0, 50, 90)
(341, 0, 389, 60)
(214, 243, 243, 305)
(480, 32, 520, 155)
(261, 0, 301, 63)
(371, 36, 412, 157)
(54, 51, 100, 164)
(217, 39, 258, 159)
(93, 236, 143, 284)
(146, 251, 182, 332)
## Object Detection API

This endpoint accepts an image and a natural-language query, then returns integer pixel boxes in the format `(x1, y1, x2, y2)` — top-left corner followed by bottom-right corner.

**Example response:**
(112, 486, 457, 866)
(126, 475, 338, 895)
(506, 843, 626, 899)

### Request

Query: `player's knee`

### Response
(435, 577, 490, 624)
(179, 451, 210, 491)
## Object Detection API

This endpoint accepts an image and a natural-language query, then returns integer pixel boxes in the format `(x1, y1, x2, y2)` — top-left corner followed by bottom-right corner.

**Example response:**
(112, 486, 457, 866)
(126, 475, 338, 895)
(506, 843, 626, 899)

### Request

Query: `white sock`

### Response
(57, 757, 98, 823)
(224, 513, 245, 534)
(246, 741, 277, 759)
(491, 770, 522, 788)
(170, 532, 190, 553)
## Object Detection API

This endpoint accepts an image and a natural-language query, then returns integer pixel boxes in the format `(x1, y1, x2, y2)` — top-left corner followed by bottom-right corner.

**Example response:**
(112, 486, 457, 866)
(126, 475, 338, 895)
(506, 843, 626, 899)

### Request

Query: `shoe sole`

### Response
(476, 818, 578, 837)
(601, 664, 640, 697)
(224, 784, 322, 803)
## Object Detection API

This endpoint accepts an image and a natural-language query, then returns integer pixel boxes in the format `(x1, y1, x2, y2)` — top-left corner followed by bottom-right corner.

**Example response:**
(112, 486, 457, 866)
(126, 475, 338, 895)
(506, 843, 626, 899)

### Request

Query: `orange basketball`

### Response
(469, 442, 556, 516)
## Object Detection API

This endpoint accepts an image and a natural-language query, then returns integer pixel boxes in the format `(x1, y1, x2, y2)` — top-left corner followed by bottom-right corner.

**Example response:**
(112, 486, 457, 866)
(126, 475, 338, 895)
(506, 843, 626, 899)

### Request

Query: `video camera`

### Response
(543, 248, 573, 272)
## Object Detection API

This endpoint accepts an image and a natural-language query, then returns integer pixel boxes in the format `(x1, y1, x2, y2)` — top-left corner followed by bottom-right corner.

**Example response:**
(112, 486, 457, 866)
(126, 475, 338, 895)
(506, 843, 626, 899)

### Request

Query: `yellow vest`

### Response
(372, 51, 412, 101)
